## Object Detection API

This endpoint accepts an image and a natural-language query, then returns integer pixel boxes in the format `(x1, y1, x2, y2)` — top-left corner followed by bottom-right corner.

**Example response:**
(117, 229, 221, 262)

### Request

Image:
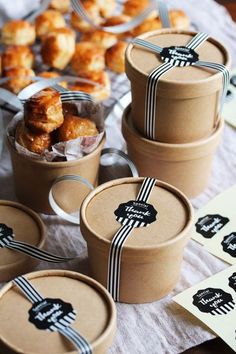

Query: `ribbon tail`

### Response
(195, 60, 229, 117)
(59, 327, 92, 354)
(7, 240, 76, 263)
(145, 62, 174, 140)
(157, 0, 171, 28)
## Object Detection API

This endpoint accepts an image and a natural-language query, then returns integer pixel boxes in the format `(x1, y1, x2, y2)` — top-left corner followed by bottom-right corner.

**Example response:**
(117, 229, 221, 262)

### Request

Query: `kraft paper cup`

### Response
(80, 177, 194, 304)
(122, 104, 223, 198)
(7, 136, 105, 215)
(125, 29, 231, 143)
(0, 200, 45, 282)
(0, 270, 116, 354)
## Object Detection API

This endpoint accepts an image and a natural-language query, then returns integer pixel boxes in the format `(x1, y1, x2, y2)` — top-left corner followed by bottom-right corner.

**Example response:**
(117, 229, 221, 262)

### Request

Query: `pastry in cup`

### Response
(105, 41, 128, 73)
(80, 30, 117, 49)
(24, 89, 64, 134)
(95, 0, 116, 18)
(49, 0, 71, 13)
(58, 114, 98, 141)
(1, 20, 36, 46)
(2, 45, 34, 71)
(3, 67, 35, 94)
(69, 71, 111, 101)
(123, 0, 157, 20)
(38, 71, 68, 89)
(35, 10, 66, 39)
(41, 27, 76, 70)
(15, 120, 53, 154)
(70, 1, 102, 33)
(71, 42, 105, 76)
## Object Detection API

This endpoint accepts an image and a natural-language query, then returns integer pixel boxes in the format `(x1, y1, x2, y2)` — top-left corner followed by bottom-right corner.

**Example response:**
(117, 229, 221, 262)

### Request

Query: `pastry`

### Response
(41, 28, 76, 70)
(35, 10, 66, 38)
(131, 17, 161, 37)
(3, 67, 35, 94)
(95, 0, 116, 18)
(71, 1, 102, 33)
(169, 10, 190, 30)
(38, 71, 68, 88)
(16, 120, 52, 154)
(103, 15, 132, 39)
(123, 0, 157, 20)
(105, 41, 127, 73)
(69, 71, 111, 101)
(80, 30, 117, 49)
(1, 20, 36, 46)
(2, 46, 34, 71)
(24, 89, 64, 133)
(49, 0, 70, 13)
(58, 115, 98, 141)
(71, 42, 105, 76)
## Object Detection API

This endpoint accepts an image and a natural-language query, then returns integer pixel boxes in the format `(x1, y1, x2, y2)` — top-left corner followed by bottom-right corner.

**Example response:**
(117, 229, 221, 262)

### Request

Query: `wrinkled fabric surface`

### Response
(1, 0, 236, 353)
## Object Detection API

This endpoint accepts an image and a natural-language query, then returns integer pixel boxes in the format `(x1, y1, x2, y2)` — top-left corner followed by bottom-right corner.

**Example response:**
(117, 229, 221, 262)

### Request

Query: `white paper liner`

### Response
(7, 99, 105, 162)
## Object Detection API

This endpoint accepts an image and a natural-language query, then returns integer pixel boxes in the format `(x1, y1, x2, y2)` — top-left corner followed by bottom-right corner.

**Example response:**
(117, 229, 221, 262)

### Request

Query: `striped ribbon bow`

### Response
(13, 276, 92, 353)
(107, 177, 157, 302)
(132, 32, 230, 140)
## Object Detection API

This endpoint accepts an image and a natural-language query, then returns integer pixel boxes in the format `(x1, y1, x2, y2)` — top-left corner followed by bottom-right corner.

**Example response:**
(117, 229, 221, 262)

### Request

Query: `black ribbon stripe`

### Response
(14, 276, 43, 303)
(0, 223, 76, 263)
(6, 240, 75, 263)
(107, 177, 156, 302)
(13, 276, 92, 353)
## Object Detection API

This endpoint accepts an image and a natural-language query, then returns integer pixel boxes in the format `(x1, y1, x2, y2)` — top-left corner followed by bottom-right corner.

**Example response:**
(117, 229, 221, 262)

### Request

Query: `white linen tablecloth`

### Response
(1, 1, 236, 353)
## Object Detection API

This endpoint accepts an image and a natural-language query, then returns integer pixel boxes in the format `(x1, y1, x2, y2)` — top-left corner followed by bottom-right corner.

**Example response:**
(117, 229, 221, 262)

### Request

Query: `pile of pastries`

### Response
(0, 0, 190, 101)
(16, 88, 98, 154)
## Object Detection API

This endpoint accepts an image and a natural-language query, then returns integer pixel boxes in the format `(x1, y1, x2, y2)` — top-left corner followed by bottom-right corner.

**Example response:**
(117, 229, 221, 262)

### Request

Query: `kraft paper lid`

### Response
(0, 270, 116, 354)
(81, 177, 193, 250)
(0, 200, 45, 281)
(126, 29, 231, 96)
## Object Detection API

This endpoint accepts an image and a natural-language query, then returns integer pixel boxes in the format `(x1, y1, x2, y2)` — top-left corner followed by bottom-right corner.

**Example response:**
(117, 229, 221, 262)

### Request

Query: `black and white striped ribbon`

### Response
(107, 177, 156, 302)
(211, 301, 235, 315)
(71, 0, 169, 34)
(0, 223, 76, 263)
(133, 31, 229, 140)
(13, 276, 92, 353)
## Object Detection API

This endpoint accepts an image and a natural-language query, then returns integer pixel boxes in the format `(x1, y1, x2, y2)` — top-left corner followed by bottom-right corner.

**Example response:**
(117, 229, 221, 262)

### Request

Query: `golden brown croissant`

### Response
(24, 89, 64, 133)
(1, 20, 36, 46)
(58, 115, 98, 141)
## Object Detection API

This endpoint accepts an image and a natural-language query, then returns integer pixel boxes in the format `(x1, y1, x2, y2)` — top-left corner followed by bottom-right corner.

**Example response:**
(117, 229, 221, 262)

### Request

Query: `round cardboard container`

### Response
(0, 200, 46, 282)
(0, 270, 116, 354)
(122, 104, 223, 198)
(125, 29, 231, 143)
(7, 135, 105, 215)
(80, 177, 194, 303)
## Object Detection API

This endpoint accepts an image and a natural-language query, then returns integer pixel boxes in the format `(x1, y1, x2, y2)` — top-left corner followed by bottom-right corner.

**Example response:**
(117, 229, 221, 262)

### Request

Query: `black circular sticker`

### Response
(195, 214, 229, 239)
(192, 287, 235, 315)
(0, 223, 14, 248)
(160, 46, 199, 66)
(114, 200, 157, 228)
(228, 273, 236, 292)
(29, 298, 76, 331)
(221, 233, 236, 257)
